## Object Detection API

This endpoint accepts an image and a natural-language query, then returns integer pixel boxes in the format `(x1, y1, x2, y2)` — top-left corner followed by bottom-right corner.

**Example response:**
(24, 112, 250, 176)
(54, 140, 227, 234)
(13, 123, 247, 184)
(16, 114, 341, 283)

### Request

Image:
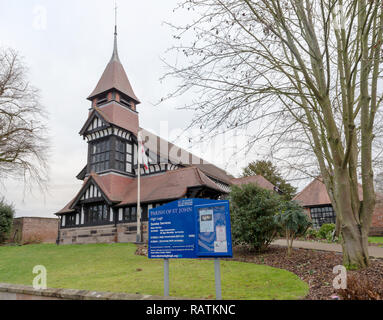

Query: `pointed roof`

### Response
(87, 32, 140, 104)
(79, 107, 110, 136)
(79, 104, 139, 136)
(293, 177, 365, 207)
(55, 173, 135, 214)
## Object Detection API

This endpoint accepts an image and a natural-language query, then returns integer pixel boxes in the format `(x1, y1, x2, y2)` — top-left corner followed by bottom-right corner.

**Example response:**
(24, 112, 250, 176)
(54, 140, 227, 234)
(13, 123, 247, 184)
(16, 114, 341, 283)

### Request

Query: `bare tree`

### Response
(163, 0, 383, 268)
(0, 48, 49, 191)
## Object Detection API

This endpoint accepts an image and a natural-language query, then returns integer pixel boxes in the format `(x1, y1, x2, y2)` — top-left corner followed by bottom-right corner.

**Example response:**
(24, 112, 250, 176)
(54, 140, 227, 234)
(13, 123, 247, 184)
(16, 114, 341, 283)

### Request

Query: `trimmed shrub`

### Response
(318, 223, 336, 239)
(305, 228, 319, 239)
(230, 184, 282, 252)
(0, 199, 15, 244)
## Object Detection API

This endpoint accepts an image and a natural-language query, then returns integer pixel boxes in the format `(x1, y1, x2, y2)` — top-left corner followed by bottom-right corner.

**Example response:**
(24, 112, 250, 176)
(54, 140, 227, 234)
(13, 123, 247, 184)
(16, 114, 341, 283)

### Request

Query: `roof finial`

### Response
(114, 0, 118, 36)
(111, 0, 120, 62)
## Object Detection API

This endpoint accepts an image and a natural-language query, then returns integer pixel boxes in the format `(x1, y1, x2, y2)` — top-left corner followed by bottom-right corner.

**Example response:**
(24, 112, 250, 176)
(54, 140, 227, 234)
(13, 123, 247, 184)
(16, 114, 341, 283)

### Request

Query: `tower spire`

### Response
(114, 0, 118, 36)
(87, 0, 140, 104)
(111, 0, 119, 62)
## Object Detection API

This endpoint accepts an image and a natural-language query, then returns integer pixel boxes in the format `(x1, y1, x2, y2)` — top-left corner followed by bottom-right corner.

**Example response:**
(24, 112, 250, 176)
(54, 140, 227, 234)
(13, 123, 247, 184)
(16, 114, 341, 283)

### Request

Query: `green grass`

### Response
(0, 243, 308, 300)
(369, 237, 383, 245)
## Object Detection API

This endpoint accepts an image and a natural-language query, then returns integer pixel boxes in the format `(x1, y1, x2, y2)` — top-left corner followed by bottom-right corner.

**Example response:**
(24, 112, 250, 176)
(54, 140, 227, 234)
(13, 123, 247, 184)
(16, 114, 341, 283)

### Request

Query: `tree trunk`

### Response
(286, 230, 292, 256)
(341, 224, 369, 269)
(333, 168, 371, 269)
(289, 237, 294, 257)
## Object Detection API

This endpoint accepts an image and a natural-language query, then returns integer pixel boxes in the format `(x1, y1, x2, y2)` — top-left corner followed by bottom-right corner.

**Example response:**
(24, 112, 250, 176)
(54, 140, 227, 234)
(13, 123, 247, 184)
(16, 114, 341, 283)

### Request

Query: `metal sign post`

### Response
(164, 259, 170, 297)
(214, 258, 222, 300)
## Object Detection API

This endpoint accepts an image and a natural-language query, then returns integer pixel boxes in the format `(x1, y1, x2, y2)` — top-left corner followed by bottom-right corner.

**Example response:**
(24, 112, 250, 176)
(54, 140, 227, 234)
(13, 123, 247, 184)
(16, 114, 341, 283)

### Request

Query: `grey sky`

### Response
(0, 0, 296, 218)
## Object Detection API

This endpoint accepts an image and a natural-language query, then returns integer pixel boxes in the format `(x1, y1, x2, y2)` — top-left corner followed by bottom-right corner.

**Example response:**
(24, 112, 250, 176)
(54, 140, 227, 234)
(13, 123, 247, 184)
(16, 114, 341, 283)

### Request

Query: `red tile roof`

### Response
(99, 103, 139, 135)
(57, 168, 227, 214)
(231, 175, 276, 191)
(118, 167, 228, 206)
(92, 173, 135, 202)
(79, 103, 139, 137)
(56, 173, 135, 214)
(87, 35, 140, 103)
(293, 177, 364, 207)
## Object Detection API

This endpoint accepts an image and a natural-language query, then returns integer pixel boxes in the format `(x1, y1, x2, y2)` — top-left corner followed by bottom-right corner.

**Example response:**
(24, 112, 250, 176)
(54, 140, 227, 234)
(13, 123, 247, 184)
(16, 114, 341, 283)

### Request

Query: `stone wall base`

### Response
(59, 223, 148, 245)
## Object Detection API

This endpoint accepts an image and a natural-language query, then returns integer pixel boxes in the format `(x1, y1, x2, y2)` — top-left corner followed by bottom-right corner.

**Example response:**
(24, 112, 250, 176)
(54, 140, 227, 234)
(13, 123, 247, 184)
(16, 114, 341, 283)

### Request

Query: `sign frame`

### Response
(148, 198, 233, 259)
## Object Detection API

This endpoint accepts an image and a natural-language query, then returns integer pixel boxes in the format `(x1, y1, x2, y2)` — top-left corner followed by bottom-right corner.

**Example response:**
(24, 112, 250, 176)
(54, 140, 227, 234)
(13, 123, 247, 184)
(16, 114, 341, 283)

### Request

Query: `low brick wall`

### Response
(369, 227, 383, 237)
(10, 218, 59, 244)
(0, 283, 180, 300)
(371, 203, 383, 236)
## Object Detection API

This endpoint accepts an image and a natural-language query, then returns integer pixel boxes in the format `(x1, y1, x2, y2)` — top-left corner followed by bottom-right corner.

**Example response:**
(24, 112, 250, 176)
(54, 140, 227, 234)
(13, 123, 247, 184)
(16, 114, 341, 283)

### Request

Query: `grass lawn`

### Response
(369, 237, 383, 245)
(0, 243, 308, 300)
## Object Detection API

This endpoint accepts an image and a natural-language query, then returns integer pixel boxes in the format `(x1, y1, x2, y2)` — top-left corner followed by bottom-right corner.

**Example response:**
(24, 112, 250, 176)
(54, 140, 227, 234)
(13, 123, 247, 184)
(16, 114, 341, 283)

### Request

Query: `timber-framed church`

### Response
(55, 29, 277, 245)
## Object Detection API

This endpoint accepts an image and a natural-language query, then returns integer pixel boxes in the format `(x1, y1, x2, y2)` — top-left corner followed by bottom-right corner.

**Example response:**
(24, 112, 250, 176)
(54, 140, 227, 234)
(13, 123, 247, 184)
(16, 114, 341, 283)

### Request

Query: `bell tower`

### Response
(79, 21, 140, 178)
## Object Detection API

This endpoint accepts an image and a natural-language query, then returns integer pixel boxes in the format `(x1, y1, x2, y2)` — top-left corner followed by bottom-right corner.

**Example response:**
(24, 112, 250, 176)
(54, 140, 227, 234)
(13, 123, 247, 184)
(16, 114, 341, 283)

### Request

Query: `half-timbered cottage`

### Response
(55, 30, 277, 245)
(294, 177, 383, 235)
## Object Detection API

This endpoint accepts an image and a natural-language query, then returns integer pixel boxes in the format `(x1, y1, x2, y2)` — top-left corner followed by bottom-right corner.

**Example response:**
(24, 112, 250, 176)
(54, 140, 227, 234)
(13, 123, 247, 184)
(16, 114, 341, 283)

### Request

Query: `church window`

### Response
(66, 214, 77, 227)
(123, 207, 137, 222)
(126, 142, 133, 173)
(85, 204, 109, 225)
(115, 139, 126, 171)
(90, 140, 110, 172)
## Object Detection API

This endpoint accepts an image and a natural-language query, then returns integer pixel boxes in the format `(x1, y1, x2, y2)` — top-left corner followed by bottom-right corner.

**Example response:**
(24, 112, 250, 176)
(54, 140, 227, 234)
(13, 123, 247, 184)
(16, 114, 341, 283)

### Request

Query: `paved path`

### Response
(272, 239, 383, 259)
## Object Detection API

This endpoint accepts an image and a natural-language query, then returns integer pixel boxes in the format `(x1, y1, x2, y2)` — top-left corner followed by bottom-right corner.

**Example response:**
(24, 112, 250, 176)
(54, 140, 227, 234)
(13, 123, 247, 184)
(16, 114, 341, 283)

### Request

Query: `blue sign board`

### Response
(148, 199, 232, 259)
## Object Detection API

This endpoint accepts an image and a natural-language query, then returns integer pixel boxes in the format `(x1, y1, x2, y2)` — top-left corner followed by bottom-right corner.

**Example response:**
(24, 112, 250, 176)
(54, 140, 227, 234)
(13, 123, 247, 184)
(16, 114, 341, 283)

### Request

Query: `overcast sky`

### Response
(0, 0, 298, 218)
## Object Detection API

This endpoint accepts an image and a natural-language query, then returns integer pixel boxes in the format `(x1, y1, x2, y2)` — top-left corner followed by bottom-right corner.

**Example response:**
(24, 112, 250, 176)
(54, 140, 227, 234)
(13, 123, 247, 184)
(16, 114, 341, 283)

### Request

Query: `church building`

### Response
(55, 28, 276, 245)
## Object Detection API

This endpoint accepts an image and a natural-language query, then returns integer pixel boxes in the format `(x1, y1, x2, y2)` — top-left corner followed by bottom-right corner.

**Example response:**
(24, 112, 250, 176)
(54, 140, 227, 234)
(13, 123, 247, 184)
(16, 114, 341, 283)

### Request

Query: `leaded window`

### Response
(66, 213, 77, 227)
(123, 207, 137, 222)
(142, 206, 148, 222)
(85, 204, 109, 225)
(310, 206, 336, 229)
(90, 140, 110, 173)
(115, 139, 126, 172)
(126, 142, 133, 173)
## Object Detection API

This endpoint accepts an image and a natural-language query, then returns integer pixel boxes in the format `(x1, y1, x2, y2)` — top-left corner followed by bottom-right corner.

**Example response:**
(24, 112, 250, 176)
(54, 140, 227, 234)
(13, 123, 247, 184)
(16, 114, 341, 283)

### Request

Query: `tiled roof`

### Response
(231, 175, 276, 191)
(92, 173, 135, 202)
(57, 168, 228, 214)
(56, 173, 135, 214)
(98, 103, 139, 135)
(118, 167, 228, 206)
(87, 34, 140, 103)
(79, 104, 139, 136)
(140, 128, 234, 184)
(293, 177, 365, 207)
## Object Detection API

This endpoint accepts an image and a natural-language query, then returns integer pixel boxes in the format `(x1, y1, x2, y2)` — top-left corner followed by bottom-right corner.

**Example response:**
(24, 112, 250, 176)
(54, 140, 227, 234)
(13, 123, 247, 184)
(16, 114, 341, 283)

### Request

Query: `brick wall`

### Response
(11, 218, 59, 244)
(371, 203, 383, 236)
